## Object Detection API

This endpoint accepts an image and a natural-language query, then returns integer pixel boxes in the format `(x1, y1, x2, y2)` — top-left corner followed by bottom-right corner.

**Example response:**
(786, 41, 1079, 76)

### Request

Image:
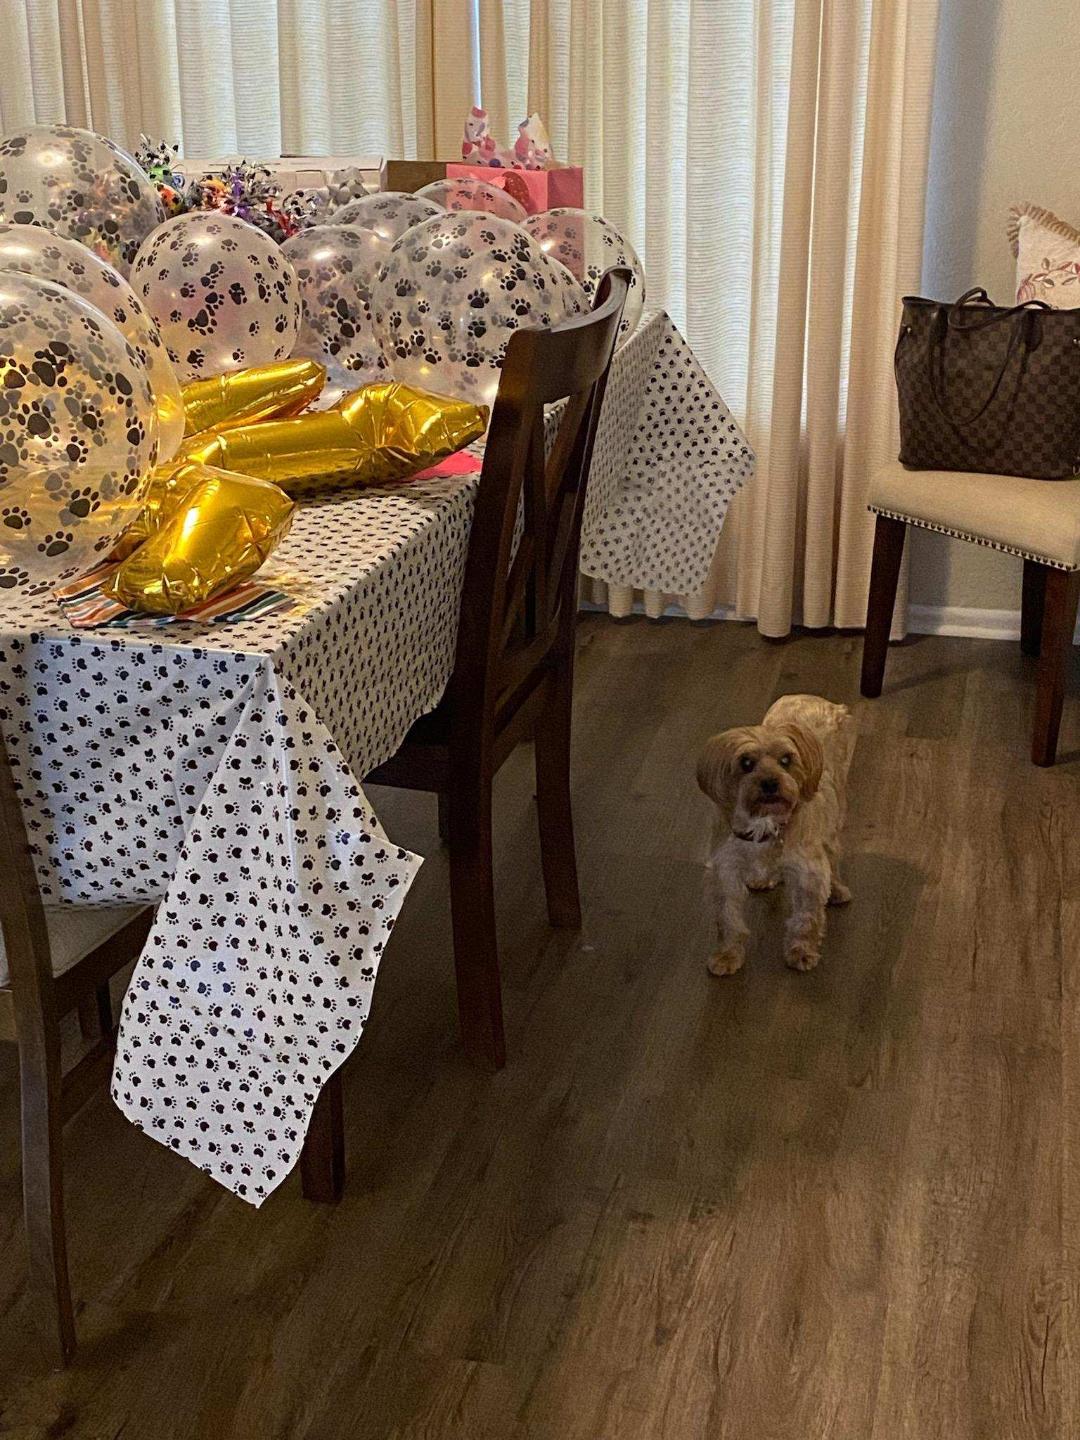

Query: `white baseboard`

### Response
(582, 597, 1080, 641)
(906, 604, 1021, 639)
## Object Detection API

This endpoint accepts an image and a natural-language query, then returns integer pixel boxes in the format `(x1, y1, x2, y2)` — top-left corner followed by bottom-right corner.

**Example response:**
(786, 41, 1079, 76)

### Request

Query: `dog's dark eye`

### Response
(779, 754, 793, 768)
(740, 756, 755, 772)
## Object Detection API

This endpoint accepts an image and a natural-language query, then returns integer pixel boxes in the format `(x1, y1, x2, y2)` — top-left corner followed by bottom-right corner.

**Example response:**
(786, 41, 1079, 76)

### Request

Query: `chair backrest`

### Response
(0, 727, 57, 1044)
(451, 268, 630, 746)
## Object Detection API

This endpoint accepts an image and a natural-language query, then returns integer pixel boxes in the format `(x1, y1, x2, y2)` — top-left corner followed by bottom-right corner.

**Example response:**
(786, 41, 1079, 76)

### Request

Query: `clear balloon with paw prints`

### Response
(0, 223, 183, 461)
(0, 273, 159, 589)
(0, 124, 164, 276)
(371, 212, 587, 408)
(129, 211, 302, 383)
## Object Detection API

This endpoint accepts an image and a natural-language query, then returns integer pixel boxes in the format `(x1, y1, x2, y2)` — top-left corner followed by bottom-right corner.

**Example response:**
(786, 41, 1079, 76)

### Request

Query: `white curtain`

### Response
(0, 0, 463, 160)
(483, 0, 940, 634)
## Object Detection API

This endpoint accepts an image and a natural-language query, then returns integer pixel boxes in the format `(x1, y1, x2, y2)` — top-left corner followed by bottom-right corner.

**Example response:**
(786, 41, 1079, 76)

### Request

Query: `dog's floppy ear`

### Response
(696, 730, 743, 808)
(782, 723, 824, 801)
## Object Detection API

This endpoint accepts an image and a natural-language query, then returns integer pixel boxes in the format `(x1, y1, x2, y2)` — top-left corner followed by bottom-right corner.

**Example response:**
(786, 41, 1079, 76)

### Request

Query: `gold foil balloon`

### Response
(181, 357, 326, 437)
(281, 225, 387, 383)
(0, 273, 158, 587)
(105, 464, 295, 615)
(182, 381, 487, 495)
(371, 212, 585, 406)
(0, 223, 184, 460)
(130, 211, 302, 383)
(0, 125, 164, 276)
(523, 209, 645, 343)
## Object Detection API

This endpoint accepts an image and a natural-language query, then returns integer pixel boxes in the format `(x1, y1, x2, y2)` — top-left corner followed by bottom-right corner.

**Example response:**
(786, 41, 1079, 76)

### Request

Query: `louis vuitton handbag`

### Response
(894, 287, 1080, 478)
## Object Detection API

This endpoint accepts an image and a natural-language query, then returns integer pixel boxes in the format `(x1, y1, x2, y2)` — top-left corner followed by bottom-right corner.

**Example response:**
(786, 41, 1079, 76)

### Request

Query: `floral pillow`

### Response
(1009, 202, 1080, 306)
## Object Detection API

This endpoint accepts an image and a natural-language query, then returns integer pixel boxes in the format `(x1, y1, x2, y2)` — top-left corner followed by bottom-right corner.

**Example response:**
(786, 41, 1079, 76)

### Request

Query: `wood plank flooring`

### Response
(0, 617, 1076, 1438)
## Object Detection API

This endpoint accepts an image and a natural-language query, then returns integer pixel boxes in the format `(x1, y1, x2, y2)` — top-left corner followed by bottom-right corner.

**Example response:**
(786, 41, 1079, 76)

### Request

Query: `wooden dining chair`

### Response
(0, 729, 153, 1364)
(366, 268, 630, 1071)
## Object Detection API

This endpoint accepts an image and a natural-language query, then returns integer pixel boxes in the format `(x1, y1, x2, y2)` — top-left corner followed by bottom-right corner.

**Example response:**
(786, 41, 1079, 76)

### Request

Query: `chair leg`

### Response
(300, 1069, 345, 1203)
(535, 661, 582, 929)
(447, 777, 506, 1070)
(1032, 569, 1080, 766)
(20, 1039, 76, 1365)
(1021, 560, 1047, 658)
(436, 791, 450, 845)
(861, 515, 907, 698)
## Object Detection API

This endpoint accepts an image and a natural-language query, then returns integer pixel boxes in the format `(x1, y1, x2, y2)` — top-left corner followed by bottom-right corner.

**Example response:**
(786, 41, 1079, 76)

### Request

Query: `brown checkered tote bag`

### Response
(894, 287, 1080, 479)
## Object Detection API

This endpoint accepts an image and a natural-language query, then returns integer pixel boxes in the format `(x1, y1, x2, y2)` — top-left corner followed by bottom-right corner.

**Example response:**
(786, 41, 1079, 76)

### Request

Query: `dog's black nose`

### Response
(759, 778, 780, 796)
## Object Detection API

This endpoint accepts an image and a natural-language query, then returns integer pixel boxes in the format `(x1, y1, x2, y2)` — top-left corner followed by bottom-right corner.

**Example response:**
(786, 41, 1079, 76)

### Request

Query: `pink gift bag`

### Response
(446, 163, 584, 216)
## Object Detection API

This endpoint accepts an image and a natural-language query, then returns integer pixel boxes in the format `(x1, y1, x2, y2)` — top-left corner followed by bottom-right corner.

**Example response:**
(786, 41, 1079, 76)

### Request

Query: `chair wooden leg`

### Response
(861, 515, 907, 699)
(1032, 569, 1080, 766)
(535, 661, 582, 929)
(20, 1037, 76, 1365)
(446, 777, 506, 1070)
(1021, 560, 1047, 658)
(300, 1069, 345, 1203)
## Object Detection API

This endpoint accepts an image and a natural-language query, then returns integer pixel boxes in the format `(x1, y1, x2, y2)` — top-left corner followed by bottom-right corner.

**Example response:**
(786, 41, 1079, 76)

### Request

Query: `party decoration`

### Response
(326, 191, 443, 244)
(370, 211, 587, 405)
(327, 167, 377, 209)
(134, 137, 315, 244)
(0, 125, 164, 275)
(523, 209, 646, 341)
(181, 380, 487, 495)
(0, 272, 158, 584)
(105, 464, 295, 614)
(130, 211, 302, 382)
(281, 225, 385, 382)
(415, 177, 528, 224)
(181, 356, 326, 437)
(460, 107, 555, 170)
(0, 223, 184, 460)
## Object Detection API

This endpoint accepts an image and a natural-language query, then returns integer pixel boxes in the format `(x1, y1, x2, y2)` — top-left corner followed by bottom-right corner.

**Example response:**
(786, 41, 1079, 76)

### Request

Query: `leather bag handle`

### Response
(927, 292, 1049, 428)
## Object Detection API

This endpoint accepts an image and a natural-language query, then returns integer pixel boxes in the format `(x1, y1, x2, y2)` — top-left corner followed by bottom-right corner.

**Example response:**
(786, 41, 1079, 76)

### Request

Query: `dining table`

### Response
(0, 309, 754, 1205)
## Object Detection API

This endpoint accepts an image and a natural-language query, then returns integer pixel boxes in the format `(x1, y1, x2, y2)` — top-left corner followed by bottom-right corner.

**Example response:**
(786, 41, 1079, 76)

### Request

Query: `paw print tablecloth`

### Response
(0, 310, 751, 1205)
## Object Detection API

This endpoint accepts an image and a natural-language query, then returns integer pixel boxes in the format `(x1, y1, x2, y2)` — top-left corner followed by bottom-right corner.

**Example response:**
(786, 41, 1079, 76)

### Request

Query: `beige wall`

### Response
(913, 0, 1080, 612)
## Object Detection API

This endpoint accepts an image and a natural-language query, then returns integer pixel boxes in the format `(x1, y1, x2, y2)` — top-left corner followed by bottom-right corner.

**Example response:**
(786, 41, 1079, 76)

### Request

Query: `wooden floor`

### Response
(0, 617, 1077, 1439)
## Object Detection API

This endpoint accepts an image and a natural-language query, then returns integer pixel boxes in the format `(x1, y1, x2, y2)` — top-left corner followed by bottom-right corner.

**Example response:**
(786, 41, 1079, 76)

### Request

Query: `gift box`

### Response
(446, 162, 584, 216)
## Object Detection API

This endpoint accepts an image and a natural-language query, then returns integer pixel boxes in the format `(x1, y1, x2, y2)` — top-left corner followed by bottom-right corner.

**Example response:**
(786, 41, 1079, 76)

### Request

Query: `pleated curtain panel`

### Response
(0, 0, 940, 636)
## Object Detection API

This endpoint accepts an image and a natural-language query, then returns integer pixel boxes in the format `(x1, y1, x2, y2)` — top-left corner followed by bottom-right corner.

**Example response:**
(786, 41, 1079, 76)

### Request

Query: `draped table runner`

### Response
(0, 311, 752, 1205)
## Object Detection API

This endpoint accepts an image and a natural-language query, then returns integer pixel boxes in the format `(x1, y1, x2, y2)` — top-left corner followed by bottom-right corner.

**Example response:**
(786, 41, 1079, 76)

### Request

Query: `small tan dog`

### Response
(697, 694, 855, 975)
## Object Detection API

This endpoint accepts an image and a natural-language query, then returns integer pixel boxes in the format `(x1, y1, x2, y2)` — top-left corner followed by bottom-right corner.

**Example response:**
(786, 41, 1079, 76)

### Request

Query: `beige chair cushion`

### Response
(0, 905, 144, 987)
(868, 462, 1080, 570)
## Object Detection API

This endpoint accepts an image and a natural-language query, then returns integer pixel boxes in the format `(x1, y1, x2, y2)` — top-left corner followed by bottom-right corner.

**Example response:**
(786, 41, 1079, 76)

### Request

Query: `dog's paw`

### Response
(707, 947, 746, 977)
(828, 880, 852, 906)
(785, 943, 821, 972)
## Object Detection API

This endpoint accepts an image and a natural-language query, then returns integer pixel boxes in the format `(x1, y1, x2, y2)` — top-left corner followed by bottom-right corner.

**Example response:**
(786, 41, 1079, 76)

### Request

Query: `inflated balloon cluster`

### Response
(0, 121, 646, 613)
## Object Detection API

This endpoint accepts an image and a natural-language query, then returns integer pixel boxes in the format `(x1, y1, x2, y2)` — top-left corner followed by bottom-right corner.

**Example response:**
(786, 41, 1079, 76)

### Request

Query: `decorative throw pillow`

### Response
(1008, 201, 1080, 306)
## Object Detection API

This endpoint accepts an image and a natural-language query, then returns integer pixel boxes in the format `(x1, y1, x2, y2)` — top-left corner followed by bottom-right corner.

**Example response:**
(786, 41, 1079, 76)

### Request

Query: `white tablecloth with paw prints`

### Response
(0, 311, 752, 1204)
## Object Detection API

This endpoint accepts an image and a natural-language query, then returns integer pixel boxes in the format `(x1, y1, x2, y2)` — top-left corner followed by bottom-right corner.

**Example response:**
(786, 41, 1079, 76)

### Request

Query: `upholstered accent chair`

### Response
(861, 462, 1080, 765)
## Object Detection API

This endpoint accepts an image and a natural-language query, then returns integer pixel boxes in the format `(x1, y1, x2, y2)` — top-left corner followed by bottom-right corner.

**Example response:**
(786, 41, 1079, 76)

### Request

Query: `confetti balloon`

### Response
(0, 223, 183, 460)
(0, 273, 158, 587)
(327, 191, 444, 244)
(281, 224, 385, 383)
(416, 177, 528, 224)
(523, 209, 645, 342)
(371, 212, 586, 406)
(0, 125, 164, 276)
(130, 211, 302, 382)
